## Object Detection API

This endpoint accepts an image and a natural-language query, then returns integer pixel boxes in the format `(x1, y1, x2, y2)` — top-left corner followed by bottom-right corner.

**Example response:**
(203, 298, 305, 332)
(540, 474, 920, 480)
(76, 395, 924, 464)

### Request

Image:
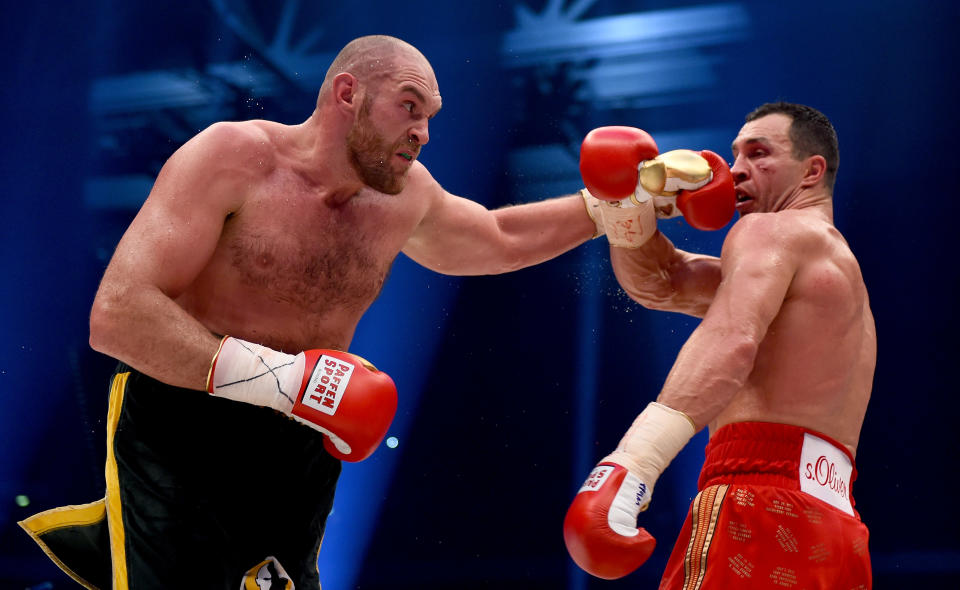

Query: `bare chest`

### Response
(211, 178, 421, 314)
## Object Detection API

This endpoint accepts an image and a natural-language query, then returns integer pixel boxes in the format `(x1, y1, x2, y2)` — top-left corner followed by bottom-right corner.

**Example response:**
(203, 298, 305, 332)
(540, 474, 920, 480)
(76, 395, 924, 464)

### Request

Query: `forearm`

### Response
(481, 193, 596, 272)
(89, 282, 220, 390)
(414, 193, 595, 276)
(609, 234, 720, 317)
(656, 321, 758, 430)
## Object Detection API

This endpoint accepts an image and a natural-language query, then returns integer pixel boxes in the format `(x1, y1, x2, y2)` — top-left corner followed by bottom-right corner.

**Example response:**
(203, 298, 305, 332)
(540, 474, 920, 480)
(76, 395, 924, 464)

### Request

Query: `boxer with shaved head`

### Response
(20, 35, 601, 588)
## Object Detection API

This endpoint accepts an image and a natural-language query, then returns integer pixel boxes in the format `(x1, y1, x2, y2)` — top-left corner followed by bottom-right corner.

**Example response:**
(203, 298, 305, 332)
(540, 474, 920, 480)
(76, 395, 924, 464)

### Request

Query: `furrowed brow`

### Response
(400, 84, 427, 103)
(400, 84, 442, 118)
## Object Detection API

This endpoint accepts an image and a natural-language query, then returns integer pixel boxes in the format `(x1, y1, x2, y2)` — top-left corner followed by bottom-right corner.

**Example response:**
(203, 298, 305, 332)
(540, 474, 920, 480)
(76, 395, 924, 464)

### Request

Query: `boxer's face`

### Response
(730, 113, 807, 214)
(347, 95, 408, 194)
(347, 56, 441, 195)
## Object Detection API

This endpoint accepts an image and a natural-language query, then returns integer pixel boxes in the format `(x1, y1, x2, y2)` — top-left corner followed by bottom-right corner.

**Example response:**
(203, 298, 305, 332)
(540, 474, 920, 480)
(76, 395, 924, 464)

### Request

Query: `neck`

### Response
(786, 186, 834, 223)
(290, 112, 365, 206)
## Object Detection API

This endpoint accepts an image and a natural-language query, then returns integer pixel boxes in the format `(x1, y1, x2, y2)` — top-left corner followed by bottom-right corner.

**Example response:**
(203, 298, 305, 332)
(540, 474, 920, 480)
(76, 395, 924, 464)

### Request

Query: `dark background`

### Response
(2, 1, 958, 588)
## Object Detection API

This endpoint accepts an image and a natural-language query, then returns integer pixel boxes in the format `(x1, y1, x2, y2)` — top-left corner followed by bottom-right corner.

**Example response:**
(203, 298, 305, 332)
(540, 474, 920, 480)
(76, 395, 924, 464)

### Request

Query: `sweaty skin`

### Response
(609, 113, 875, 456)
(89, 36, 596, 392)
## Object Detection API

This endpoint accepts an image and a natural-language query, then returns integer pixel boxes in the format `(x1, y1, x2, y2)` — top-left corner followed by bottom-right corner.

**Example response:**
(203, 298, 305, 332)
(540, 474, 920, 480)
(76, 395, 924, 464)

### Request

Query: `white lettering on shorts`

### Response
(799, 433, 854, 515)
(302, 355, 355, 416)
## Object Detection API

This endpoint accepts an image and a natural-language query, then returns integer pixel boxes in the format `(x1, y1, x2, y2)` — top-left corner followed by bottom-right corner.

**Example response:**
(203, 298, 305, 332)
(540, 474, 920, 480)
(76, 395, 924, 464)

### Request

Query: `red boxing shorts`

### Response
(659, 422, 872, 590)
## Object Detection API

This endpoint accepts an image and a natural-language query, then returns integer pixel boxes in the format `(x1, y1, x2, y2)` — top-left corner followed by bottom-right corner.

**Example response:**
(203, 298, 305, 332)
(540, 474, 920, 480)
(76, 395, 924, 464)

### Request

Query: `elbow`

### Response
(637, 292, 679, 312)
(495, 251, 529, 275)
(88, 292, 124, 356)
(480, 238, 532, 275)
(88, 299, 111, 354)
(622, 284, 709, 317)
(486, 215, 543, 275)
(723, 331, 762, 382)
(732, 333, 761, 365)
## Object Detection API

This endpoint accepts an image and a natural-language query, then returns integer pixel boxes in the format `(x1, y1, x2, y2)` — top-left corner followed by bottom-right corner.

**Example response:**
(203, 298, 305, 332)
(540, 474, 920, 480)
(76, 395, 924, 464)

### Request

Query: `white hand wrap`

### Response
(206, 337, 305, 414)
(603, 402, 696, 511)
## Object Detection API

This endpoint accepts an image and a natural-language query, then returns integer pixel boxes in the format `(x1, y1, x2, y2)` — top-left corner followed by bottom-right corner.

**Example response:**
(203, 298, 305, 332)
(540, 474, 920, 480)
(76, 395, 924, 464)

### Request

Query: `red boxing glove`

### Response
(291, 349, 397, 462)
(675, 150, 736, 230)
(564, 402, 696, 579)
(563, 461, 656, 579)
(579, 126, 659, 201)
(208, 337, 397, 462)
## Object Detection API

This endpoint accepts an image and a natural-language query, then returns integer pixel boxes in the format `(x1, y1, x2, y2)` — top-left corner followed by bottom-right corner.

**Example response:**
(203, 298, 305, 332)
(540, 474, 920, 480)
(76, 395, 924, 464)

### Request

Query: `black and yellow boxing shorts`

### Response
(20, 364, 342, 589)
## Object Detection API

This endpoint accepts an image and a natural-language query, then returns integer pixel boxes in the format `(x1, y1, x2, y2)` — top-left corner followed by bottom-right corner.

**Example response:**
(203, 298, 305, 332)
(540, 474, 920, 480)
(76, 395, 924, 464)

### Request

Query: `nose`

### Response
(730, 153, 749, 184)
(409, 120, 429, 146)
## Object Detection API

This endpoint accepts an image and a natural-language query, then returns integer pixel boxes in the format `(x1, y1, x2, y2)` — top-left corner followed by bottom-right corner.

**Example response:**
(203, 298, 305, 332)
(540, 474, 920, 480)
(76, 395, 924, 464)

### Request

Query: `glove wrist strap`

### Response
(580, 189, 605, 238)
(598, 192, 657, 248)
(207, 336, 304, 413)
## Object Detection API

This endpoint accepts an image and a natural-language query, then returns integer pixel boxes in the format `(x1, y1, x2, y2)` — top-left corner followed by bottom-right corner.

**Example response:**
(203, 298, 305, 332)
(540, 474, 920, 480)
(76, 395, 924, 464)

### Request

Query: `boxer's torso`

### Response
(174, 120, 432, 353)
(712, 211, 876, 456)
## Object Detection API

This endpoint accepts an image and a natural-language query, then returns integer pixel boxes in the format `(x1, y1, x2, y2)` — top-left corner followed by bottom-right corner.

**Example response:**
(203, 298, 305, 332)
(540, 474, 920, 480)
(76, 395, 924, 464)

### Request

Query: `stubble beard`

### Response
(346, 101, 407, 195)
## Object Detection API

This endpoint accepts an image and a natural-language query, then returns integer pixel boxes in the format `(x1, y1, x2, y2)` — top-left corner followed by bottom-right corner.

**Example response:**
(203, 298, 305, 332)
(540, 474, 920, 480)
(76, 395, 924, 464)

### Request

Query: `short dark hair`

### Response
(746, 102, 839, 192)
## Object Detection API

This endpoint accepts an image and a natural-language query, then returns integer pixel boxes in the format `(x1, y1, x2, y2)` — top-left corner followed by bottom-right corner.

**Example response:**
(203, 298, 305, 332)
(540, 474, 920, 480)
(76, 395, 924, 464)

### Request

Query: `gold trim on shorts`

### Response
(18, 500, 106, 590)
(17, 371, 131, 590)
(105, 371, 131, 589)
(682, 484, 729, 590)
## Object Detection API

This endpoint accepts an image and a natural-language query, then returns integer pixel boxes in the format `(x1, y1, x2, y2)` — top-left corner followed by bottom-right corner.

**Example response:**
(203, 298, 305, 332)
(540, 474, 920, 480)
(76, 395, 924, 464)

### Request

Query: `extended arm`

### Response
(401, 165, 596, 275)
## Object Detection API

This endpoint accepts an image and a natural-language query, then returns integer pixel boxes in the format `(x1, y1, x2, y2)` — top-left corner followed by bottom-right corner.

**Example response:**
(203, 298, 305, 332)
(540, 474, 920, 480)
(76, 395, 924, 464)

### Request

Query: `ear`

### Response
(332, 73, 360, 112)
(800, 154, 827, 188)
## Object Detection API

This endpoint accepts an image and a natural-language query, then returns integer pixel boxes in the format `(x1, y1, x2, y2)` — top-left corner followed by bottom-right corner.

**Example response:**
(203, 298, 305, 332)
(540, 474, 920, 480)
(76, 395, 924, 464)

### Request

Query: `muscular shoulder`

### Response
(405, 161, 442, 195)
(723, 210, 830, 262)
(178, 121, 276, 173)
(144, 121, 280, 218)
(399, 160, 446, 213)
(722, 210, 860, 307)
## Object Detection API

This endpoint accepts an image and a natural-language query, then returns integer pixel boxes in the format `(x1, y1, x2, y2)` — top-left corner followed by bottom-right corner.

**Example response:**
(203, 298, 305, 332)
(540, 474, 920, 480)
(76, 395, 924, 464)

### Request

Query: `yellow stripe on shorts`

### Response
(105, 371, 131, 590)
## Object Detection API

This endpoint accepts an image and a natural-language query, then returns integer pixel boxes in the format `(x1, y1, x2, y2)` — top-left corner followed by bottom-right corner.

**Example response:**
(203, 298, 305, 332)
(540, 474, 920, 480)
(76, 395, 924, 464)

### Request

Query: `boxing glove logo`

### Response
(634, 482, 648, 507)
(578, 465, 615, 493)
(302, 356, 355, 416)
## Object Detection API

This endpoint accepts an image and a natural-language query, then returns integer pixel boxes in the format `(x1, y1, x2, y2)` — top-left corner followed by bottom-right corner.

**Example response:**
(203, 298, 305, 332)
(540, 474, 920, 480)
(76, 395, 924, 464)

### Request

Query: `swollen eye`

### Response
(403, 102, 413, 112)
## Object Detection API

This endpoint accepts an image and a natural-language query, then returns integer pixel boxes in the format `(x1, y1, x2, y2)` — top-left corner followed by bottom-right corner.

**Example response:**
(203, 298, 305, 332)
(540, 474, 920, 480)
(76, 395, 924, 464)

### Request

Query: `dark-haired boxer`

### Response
(565, 102, 874, 588)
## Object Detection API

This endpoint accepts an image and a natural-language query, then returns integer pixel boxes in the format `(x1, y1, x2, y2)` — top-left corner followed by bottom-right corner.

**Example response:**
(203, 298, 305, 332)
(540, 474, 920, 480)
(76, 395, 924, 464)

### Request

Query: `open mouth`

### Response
(734, 190, 755, 213)
(399, 152, 413, 161)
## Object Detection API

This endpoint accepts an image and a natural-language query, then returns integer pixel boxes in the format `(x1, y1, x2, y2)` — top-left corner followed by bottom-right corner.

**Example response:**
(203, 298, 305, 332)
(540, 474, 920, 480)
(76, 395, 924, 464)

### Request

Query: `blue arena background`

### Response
(1, 1, 958, 588)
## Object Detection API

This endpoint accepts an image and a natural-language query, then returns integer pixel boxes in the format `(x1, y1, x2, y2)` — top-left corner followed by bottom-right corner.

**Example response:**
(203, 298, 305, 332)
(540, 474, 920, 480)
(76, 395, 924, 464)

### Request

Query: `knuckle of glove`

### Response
(654, 150, 713, 192)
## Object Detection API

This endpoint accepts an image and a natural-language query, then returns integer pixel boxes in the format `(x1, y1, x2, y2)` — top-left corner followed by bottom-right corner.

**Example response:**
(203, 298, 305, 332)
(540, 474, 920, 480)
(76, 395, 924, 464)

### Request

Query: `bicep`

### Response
(402, 186, 504, 274)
